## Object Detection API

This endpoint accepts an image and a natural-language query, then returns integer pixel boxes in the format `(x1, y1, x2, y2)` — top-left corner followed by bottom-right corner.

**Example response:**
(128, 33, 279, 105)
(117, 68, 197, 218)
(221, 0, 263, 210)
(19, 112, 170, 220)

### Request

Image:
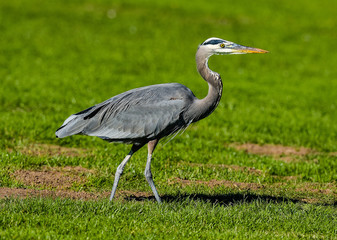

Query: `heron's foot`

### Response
(155, 195, 162, 203)
(145, 171, 162, 203)
(109, 190, 115, 201)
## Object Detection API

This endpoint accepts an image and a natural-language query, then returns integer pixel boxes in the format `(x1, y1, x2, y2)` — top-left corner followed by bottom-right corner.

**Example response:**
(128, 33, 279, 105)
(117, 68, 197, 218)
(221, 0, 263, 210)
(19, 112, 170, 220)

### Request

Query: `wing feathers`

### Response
(55, 83, 195, 142)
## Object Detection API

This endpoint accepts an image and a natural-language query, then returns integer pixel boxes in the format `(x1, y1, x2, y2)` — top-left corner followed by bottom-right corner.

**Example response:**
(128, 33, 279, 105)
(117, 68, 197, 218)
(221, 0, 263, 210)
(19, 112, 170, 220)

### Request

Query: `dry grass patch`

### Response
(6, 165, 152, 201)
(186, 162, 262, 174)
(169, 177, 337, 203)
(13, 166, 94, 190)
(9, 143, 89, 157)
(231, 143, 315, 162)
(0, 187, 107, 200)
(0, 187, 151, 201)
(294, 182, 337, 196)
(169, 177, 265, 191)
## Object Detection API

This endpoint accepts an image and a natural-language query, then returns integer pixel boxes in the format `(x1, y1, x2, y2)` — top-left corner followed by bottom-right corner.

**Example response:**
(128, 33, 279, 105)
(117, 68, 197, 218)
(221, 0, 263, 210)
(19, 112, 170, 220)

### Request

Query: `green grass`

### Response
(1, 198, 337, 239)
(1, 0, 337, 239)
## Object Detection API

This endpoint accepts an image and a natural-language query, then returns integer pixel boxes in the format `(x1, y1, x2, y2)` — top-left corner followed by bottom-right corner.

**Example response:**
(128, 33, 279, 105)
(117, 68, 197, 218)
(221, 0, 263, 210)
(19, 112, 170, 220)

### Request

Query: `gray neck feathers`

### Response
(188, 47, 223, 122)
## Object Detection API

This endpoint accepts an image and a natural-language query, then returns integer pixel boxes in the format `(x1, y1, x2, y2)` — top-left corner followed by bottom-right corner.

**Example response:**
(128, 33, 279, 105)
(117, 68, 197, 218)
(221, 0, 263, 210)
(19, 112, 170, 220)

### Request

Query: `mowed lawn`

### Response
(1, 0, 337, 239)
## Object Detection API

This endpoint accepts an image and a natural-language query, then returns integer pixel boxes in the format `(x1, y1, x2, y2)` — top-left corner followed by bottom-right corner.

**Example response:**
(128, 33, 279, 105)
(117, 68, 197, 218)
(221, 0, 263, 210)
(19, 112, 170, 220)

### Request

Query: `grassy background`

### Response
(1, 0, 337, 239)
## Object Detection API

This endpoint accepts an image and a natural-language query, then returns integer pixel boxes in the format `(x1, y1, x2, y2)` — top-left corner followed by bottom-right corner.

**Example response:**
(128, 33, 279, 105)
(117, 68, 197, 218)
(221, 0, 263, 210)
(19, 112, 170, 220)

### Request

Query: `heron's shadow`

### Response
(125, 192, 336, 206)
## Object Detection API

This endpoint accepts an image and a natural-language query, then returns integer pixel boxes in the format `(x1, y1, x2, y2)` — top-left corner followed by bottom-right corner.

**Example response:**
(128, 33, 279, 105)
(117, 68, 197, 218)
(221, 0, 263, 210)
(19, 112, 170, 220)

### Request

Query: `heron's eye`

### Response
(220, 43, 225, 48)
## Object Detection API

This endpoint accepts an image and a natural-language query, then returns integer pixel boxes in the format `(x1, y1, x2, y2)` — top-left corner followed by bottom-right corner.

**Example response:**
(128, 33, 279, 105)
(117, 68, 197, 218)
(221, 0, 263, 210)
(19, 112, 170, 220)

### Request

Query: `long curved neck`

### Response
(189, 48, 223, 122)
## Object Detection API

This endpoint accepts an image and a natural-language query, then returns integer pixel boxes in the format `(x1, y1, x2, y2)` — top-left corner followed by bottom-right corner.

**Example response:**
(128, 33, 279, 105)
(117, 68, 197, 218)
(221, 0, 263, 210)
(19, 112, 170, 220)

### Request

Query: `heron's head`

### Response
(199, 37, 268, 56)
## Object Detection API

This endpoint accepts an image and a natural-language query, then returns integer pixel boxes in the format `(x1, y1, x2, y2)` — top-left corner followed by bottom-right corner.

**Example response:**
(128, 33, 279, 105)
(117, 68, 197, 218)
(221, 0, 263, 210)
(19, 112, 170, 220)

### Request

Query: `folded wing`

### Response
(55, 83, 195, 143)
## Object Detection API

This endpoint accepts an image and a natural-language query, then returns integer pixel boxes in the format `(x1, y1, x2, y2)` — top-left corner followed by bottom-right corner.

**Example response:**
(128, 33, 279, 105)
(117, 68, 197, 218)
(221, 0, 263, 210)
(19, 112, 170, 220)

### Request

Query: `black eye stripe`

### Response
(202, 39, 224, 45)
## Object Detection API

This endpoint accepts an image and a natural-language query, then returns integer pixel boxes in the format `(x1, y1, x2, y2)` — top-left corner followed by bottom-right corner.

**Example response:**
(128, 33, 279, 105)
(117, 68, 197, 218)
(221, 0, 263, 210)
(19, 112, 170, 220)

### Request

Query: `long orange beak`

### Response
(232, 44, 269, 54)
(237, 47, 268, 53)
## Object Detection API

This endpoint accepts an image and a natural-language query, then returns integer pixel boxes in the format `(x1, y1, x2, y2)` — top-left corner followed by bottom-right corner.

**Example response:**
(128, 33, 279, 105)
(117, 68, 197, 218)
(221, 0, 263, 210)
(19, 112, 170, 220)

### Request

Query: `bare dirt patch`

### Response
(13, 166, 94, 190)
(294, 183, 337, 195)
(187, 163, 262, 174)
(233, 143, 314, 156)
(0, 187, 107, 200)
(232, 143, 315, 162)
(4, 165, 151, 201)
(0, 188, 151, 201)
(169, 177, 265, 191)
(9, 143, 89, 157)
(169, 178, 337, 197)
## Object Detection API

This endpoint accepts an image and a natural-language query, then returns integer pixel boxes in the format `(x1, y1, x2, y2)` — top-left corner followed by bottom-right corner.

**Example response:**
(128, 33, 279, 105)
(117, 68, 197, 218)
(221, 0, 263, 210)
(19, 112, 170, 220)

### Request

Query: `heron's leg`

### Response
(110, 144, 144, 201)
(144, 139, 162, 203)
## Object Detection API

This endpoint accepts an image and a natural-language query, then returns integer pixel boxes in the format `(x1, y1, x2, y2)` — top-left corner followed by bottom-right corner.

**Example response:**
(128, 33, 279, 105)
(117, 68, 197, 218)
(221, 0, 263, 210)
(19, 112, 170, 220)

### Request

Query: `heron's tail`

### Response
(55, 114, 87, 138)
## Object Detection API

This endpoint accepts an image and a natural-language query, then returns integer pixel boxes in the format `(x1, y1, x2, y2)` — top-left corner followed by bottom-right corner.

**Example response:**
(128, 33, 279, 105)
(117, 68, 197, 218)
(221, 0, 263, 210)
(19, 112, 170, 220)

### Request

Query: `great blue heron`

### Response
(56, 37, 268, 203)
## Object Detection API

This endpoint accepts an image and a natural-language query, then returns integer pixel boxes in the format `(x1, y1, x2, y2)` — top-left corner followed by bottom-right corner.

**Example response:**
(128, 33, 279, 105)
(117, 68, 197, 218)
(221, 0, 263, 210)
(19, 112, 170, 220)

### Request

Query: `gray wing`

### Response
(56, 83, 196, 143)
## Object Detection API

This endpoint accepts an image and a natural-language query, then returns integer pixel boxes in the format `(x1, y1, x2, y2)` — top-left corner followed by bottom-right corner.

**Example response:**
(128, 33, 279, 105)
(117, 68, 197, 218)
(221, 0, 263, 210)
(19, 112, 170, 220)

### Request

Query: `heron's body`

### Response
(57, 83, 198, 144)
(56, 37, 267, 203)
